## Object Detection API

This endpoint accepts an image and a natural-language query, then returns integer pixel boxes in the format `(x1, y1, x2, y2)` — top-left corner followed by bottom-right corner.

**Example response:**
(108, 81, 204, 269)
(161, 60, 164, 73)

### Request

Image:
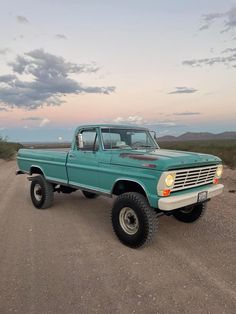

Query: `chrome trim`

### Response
(172, 165, 218, 192)
(173, 164, 218, 174)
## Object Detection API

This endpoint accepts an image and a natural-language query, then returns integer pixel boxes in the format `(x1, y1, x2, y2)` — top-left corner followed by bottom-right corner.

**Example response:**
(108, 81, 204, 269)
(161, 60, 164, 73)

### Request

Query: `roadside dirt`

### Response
(0, 160, 235, 313)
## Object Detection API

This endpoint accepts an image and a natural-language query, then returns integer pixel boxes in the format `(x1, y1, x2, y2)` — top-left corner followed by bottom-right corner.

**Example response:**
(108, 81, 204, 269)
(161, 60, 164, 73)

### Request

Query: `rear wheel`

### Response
(111, 192, 158, 248)
(173, 203, 206, 223)
(30, 175, 54, 209)
(82, 190, 98, 199)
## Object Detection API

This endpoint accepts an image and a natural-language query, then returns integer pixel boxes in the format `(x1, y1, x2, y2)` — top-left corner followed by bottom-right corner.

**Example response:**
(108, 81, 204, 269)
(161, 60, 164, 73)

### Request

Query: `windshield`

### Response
(101, 128, 158, 150)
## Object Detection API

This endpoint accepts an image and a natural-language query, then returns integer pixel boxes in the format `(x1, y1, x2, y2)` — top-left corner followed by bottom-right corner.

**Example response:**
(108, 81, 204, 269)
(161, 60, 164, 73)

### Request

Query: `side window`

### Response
(78, 129, 99, 151)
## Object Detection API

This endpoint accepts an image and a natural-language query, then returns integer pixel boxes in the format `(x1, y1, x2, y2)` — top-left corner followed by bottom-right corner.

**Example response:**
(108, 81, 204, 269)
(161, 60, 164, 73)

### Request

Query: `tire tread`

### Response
(112, 192, 158, 248)
(30, 175, 54, 209)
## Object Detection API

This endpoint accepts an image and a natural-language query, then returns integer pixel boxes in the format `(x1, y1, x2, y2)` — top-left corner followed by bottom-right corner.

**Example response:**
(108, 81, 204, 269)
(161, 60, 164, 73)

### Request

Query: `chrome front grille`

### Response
(172, 165, 218, 192)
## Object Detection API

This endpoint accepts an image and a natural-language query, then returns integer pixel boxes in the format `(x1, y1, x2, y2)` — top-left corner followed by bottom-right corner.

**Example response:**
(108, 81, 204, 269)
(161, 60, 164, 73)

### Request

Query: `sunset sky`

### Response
(0, 0, 235, 142)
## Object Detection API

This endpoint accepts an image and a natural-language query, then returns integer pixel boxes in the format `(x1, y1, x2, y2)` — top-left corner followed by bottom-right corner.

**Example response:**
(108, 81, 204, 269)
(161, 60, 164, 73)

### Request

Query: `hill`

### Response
(158, 131, 236, 142)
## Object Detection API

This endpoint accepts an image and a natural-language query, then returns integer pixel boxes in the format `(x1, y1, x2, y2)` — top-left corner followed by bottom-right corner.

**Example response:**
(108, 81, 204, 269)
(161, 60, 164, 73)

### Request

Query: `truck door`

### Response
(67, 128, 100, 189)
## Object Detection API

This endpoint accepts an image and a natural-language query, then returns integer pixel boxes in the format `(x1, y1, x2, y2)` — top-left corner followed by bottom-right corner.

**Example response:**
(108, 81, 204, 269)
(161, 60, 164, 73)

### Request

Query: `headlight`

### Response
(165, 173, 175, 187)
(157, 171, 176, 196)
(216, 165, 223, 178)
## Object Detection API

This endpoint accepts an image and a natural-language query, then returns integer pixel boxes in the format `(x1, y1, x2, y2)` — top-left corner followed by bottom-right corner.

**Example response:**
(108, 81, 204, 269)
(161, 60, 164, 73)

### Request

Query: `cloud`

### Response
(151, 122, 178, 127)
(148, 121, 187, 128)
(22, 117, 42, 121)
(199, 6, 236, 32)
(0, 48, 10, 55)
(0, 49, 115, 109)
(173, 112, 201, 116)
(221, 48, 236, 54)
(13, 35, 24, 41)
(203, 12, 225, 23)
(0, 74, 18, 82)
(39, 118, 50, 127)
(183, 53, 236, 67)
(0, 107, 9, 112)
(16, 15, 29, 24)
(112, 116, 184, 128)
(168, 87, 198, 94)
(224, 6, 236, 31)
(55, 34, 67, 40)
(113, 116, 147, 125)
(199, 24, 209, 31)
(21, 116, 50, 127)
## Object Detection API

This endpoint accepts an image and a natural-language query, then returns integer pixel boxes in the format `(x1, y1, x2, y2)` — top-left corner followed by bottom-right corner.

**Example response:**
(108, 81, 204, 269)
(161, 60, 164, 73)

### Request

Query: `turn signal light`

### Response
(213, 178, 219, 184)
(162, 189, 171, 197)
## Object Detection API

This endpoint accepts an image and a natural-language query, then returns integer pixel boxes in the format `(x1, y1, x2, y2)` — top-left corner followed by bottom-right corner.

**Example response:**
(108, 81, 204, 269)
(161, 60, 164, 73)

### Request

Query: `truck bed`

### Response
(17, 149, 69, 184)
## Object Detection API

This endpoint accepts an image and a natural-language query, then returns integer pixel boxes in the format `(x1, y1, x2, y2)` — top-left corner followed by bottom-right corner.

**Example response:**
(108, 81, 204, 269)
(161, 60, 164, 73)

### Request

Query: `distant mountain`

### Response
(158, 131, 236, 142)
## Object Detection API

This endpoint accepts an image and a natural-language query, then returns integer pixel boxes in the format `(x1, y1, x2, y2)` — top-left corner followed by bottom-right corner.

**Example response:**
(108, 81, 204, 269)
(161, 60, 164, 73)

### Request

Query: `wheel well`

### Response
(30, 167, 44, 176)
(112, 180, 147, 197)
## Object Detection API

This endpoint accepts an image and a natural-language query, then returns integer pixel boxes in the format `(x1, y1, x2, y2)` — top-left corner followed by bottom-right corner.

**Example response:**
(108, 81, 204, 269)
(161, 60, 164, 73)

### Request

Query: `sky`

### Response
(0, 0, 235, 142)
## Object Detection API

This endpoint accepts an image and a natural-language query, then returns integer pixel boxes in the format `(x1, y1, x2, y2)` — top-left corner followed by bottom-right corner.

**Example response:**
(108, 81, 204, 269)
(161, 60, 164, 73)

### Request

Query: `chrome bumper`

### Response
(158, 184, 224, 211)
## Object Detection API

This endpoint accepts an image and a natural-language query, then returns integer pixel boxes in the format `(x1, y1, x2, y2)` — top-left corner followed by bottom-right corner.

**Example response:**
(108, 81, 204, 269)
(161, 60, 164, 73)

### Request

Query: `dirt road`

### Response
(0, 160, 235, 314)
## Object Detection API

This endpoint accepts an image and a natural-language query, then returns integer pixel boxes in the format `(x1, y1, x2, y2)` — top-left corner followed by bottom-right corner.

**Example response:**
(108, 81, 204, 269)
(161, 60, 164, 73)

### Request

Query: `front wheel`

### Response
(30, 175, 54, 209)
(173, 203, 206, 223)
(111, 192, 158, 248)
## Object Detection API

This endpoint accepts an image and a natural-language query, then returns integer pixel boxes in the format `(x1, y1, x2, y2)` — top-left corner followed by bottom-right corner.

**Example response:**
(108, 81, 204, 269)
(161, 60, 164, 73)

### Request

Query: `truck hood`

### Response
(111, 149, 221, 171)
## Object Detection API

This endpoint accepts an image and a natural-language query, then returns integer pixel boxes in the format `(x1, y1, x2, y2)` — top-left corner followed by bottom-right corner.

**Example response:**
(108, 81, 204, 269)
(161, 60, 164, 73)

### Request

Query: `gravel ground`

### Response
(0, 160, 235, 314)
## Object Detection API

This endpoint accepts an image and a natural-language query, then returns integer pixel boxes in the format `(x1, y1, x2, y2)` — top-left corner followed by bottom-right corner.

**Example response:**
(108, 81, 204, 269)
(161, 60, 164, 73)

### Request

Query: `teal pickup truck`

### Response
(16, 124, 224, 248)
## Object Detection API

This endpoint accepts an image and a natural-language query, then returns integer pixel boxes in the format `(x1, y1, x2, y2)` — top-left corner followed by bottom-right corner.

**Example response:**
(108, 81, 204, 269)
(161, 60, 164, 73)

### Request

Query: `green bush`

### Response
(0, 136, 23, 160)
(159, 139, 236, 169)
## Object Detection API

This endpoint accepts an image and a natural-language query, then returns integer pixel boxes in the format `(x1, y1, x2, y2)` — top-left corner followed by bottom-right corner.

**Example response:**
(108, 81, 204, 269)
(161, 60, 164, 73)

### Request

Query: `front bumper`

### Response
(158, 184, 224, 211)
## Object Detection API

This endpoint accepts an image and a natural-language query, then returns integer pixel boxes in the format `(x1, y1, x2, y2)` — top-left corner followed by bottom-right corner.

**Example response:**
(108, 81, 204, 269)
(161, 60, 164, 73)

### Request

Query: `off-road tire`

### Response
(111, 192, 158, 248)
(173, 203, 206, 223)
(30, 175, 54, 209)
(82, 190, 98, 199)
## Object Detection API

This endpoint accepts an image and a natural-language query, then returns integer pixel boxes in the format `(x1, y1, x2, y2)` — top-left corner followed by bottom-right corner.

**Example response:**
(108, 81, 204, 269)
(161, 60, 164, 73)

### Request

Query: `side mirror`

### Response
(77, 134, 84, 149)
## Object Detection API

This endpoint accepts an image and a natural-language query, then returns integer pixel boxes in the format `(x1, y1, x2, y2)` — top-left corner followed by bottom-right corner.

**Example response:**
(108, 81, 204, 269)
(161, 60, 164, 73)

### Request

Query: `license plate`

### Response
(198, 191, 208, 203)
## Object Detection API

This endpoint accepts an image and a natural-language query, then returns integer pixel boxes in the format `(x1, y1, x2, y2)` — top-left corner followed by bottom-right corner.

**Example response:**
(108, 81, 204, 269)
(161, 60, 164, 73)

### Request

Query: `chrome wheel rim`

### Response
(119, 207, 139, 235)
(34, 184, 42, 202)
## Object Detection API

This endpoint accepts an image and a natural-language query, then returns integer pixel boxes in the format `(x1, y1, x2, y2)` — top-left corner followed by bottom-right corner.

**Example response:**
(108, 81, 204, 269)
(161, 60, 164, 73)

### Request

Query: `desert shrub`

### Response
(159, 139, 236, 169)
(0, 136, 23, 159)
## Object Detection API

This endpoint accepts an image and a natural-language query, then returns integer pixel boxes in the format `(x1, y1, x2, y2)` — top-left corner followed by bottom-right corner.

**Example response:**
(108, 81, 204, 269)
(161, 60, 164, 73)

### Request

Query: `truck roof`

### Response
(77, 124, 149, 130)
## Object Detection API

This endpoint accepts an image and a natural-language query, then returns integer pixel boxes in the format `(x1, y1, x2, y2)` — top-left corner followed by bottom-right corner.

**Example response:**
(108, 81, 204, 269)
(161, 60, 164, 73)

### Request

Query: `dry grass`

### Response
(0, 137, 23, 159)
